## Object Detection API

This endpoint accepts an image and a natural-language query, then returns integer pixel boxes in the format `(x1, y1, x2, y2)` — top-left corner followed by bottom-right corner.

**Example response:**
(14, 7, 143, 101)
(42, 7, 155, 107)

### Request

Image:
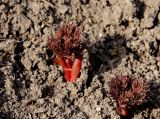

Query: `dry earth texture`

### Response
(0, 0, 160, 119)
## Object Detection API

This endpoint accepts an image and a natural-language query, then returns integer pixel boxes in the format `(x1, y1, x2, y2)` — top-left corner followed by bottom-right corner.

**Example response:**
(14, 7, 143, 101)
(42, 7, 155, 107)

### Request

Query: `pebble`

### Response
(59, 5, 68, 14)
(153, 70, 158, 77)
(19, 13, 32, 33)
(23, 41, 31, 48)
(157, 34, 160, 40)
(96, 107, 101, 111)
(0, 4, 5, 11)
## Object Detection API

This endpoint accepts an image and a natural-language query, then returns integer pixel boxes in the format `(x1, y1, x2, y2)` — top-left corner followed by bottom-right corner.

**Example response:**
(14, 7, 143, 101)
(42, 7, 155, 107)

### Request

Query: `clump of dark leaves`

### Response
(48, 23, 84, 82)
(48, 23, 83, 58)
(108, 75, 149, 116)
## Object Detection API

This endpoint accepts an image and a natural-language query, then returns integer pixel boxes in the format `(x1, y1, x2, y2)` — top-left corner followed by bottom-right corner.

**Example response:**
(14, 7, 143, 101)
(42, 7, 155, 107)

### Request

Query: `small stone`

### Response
(37, 99, 45, 105)
(43, 27, 49, 34)
(153, 70, 158, 77)
(59, 5, 68, 14)
(150, 65, 155, 70)
(0, 4, 5, 11)
(96, 107, 101, 111)
(99, 32, 103, 37)
(21, 54, 32, 70)
(141, 18, 153, 28)
(38, 61, 47, 71)
(157, 34, 160, 40)
(157, 61, 160, 68)
(41, 114, 47, 119)
(19, 14, 32, 33)
(30, 27, 35, 35)
(23, 41, 31, 48)
(48, 15, 54, 23)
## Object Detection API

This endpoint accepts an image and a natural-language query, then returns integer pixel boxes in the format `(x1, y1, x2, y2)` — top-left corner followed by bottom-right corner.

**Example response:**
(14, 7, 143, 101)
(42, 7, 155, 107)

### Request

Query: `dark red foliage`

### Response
(48, 24, 83, 82)
(48, 24, 82, 58)
(108, 75, 149, 116)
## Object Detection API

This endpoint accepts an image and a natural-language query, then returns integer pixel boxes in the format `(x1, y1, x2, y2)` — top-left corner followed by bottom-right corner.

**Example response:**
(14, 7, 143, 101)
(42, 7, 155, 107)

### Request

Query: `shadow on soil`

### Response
(13, 41, 32, 101)
(86, 34, 127, 87)
(0, 71, 8, 108)
(132, 0, 146, 20)
(0, 111, 15, 119)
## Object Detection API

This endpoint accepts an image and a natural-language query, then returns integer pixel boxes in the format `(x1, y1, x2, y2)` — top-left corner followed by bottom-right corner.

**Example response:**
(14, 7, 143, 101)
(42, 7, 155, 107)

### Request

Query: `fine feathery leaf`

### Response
(48, 24, 82, 58)
(108, 75, 149, 116)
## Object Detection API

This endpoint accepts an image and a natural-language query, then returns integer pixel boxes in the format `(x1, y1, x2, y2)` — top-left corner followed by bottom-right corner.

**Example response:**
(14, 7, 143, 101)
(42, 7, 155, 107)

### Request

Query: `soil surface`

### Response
(0, 0, 160, 119)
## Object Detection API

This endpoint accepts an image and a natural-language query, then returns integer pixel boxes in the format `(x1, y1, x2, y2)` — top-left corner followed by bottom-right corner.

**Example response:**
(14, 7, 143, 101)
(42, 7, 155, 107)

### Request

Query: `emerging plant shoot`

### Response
(108, 75, 149, 116)
(48, 24, 83, 82)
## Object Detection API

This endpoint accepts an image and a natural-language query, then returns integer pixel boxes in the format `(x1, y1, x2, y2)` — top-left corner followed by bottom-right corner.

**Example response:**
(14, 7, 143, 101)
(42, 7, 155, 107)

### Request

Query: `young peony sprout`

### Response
(48, 24, 83, 82)
(108, 75, 149, 116)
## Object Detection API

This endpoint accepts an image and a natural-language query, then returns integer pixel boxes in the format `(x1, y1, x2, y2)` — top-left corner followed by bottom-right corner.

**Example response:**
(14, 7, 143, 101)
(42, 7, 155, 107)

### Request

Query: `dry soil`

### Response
(0, 0, 160, 119)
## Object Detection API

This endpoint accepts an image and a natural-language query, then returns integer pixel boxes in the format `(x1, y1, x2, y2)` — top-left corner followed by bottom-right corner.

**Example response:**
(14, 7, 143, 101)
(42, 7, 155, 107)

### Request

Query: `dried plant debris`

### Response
(48, 24, 84, 82)
(108, 75, 149, 116)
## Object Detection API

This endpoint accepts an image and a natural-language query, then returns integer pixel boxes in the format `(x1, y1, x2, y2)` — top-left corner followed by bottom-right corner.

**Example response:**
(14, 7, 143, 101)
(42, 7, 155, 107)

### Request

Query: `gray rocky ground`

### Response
(0, 0, 160, 119)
